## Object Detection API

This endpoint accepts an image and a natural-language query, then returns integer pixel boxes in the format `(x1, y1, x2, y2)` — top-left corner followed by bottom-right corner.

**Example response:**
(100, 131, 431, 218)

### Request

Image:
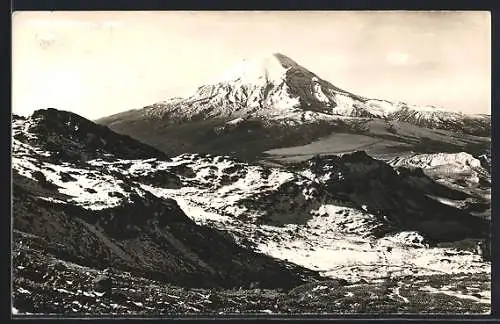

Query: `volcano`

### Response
(97, 53, 490, 161)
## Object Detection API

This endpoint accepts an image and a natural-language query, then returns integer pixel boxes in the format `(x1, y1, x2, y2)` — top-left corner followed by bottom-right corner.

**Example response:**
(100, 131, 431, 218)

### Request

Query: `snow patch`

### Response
(420, 285, 490, 305)
(212, 54, 290, 86)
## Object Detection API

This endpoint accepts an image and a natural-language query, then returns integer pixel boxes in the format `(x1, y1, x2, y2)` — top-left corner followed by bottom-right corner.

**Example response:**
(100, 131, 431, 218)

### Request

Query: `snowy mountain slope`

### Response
(122, 153, 489, 283)
(289, 152, 488, 241)
(80, 154, 382, 241)
(389, 152, 483, 170)
(87, 148, 490, 260)
(74, 151, 490, 284)
(388, 152, 491, 218)
(12, 109, 320, 289)
(388, 152, 491, 194)
(85, 151, 479, 237)
(97, 53, 490, 159)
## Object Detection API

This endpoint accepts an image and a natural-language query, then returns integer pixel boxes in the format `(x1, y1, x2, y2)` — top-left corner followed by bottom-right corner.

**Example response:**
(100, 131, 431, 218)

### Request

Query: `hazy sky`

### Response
(12, 11, 491, 119)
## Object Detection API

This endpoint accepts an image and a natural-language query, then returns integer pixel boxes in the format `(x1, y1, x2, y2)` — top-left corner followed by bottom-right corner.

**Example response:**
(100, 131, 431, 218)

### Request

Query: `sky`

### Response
(12, 11, 491, 120)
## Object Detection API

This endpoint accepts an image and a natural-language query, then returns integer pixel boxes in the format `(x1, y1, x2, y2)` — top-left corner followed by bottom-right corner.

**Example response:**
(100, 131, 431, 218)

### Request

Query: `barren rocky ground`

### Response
(13, 230, 490, 315)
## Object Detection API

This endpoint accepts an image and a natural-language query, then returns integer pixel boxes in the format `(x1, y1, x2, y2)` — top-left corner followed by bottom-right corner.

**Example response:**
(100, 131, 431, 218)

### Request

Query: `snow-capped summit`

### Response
(144, 53, 367, 120)
(210, 53, 292, 86)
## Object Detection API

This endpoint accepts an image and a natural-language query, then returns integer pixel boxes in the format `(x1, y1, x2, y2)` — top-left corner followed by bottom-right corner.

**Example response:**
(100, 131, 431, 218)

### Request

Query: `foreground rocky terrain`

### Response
(11, 109, 491, 315)
(13, 230, 490, 315)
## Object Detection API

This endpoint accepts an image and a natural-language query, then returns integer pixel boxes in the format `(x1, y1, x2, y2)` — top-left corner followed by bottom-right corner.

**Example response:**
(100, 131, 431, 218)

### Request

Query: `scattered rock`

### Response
(53, 261, 67, 271)
(476, 240, 491, 261)
(93, 275, 112, 295)
(59, 172, 76, 182)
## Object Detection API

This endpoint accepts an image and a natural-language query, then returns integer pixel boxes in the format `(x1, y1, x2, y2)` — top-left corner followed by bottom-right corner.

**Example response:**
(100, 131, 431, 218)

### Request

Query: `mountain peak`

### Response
(211, 53, 297, 85)
(271, 52, 301, 67)
(129, 52, 490, 138)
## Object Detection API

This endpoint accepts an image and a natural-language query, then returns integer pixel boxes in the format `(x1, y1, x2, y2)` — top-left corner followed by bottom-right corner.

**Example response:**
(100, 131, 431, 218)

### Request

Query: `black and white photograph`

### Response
(11, 11, 491, 316)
